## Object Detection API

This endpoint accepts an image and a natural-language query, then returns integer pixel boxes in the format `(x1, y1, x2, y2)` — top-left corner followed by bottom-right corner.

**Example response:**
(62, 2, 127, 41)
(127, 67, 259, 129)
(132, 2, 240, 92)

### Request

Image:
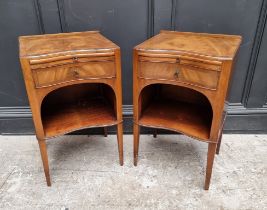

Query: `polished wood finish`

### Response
(42, 97, 117, 138)
(38, 140, 51, 186)
(133, 30, 241, 189)
(139, 60, 220, 90)
(19, 31, 118, 58)
(139, 99, 212, 140)
(135, 30, 241, 59)
(32, 60, 116, 88)
(19, 31, 123, 186)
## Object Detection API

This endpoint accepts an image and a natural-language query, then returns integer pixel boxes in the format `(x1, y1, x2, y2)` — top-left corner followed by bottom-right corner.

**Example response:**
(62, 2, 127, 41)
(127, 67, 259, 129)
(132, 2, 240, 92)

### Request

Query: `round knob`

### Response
(73, 69, 79, 77)
(174, 68, 180, 79)
(73, 57, 78, 62)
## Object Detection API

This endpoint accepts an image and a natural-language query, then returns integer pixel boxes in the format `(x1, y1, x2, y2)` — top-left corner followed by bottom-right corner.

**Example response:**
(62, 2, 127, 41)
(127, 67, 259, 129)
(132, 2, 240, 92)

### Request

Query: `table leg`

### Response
(153, 129, 157, 138)
(38, 140, 51, 186)
(216, 131, 223, 155)
(204, 143, 217, 190)
(103, 127, 108, 137)
(117, 123, 123, 166)
(133, 124, 140, 166)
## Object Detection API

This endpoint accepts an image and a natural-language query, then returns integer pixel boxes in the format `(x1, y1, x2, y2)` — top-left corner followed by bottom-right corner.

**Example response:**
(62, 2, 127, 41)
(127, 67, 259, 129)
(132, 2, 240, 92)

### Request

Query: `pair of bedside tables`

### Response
(19, 31, 241, 189)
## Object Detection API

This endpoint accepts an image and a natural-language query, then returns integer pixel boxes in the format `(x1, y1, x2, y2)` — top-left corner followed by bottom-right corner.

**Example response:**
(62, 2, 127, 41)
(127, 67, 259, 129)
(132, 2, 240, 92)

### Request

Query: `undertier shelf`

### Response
(139, 100, 212, 140)
(42, 98, 117, 138)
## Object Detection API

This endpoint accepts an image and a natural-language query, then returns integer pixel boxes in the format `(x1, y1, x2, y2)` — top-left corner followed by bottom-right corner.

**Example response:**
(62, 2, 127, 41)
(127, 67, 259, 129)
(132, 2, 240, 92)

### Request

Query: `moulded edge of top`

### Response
(19, 31, 119, 59)
(134, 30, 242, 61)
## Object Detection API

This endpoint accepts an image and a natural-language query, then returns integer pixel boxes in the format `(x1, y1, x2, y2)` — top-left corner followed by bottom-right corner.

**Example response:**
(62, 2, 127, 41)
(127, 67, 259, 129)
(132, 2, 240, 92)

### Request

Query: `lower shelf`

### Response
(139, 100, 212, 140)
(42, 98, 117, 138)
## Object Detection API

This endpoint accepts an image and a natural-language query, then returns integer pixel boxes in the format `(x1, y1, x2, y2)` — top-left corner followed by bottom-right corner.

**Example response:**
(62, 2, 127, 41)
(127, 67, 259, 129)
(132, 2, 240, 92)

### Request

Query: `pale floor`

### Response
(0, 134, 266, 210)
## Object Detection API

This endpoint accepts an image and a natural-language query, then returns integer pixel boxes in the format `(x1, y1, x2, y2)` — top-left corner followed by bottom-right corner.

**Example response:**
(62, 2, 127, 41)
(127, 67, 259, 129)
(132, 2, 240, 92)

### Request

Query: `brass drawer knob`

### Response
(73, 57, 78, 62)
(72, 69, 79, 78)
(174, 68, 180, 79)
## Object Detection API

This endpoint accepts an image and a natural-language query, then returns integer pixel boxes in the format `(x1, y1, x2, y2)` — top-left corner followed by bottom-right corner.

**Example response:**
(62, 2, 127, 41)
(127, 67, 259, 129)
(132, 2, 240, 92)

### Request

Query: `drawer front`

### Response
(139, 55, 222, 71)
(32, 61, 116, 88)
(139, 61, 220, 90)
(30, 56, 115, 69)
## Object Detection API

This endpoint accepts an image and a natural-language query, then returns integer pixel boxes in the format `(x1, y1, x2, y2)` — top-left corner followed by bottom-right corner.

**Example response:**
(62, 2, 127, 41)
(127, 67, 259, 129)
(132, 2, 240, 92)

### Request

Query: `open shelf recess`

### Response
(138, 84, 213, 141)
(41, 83, 117, 138)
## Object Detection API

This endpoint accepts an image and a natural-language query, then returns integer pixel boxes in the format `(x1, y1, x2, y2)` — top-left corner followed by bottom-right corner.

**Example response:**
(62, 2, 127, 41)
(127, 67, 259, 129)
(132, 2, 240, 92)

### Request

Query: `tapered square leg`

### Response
(117, 123, 123, 166)
(103, 127, 108, 137)
(38, 140, 51, 186)
(216, 131, 223, 155)
(153, 129, 157, 138)
(204, 143, 217, 190)
(133, 124, 140, 166)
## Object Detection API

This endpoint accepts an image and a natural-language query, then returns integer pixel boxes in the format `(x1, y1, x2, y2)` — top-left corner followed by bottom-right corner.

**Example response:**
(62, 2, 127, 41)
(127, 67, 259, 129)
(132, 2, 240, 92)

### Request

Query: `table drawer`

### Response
(139, 60, 220, 90)
(32, 61, 116, 88)
(138, 55, 222, 71)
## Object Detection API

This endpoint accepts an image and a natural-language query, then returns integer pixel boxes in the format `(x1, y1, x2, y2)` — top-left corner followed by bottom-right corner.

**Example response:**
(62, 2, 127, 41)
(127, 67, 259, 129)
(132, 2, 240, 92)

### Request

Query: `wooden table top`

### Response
(19, 31, 119, 58)
(135, 30, 242, 60)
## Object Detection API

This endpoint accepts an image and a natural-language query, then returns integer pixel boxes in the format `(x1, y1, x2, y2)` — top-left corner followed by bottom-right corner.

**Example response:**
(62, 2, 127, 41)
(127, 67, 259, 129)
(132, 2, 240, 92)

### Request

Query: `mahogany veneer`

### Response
(42, 96, 117, 138)
(19, 31, 123, 186)
(133, 30, 242, 190)
(139, 99, 212, 140)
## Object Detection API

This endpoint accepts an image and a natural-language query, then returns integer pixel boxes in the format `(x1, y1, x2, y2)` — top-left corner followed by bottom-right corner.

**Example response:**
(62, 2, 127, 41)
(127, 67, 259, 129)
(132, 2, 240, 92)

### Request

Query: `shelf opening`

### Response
(139, 84, 213, 140)
(41, 83, 117, 138)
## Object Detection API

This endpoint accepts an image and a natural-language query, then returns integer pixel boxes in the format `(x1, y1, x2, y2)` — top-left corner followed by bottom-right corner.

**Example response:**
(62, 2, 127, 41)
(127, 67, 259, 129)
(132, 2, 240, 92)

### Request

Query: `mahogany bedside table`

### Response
(133, 30, 241, 190)
(19, 31, 123, 186)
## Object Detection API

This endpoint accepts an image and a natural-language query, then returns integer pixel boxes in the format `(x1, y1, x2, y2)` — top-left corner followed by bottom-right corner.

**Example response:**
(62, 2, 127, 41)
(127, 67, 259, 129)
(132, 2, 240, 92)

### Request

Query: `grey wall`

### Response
(0, 0, 267, 134)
